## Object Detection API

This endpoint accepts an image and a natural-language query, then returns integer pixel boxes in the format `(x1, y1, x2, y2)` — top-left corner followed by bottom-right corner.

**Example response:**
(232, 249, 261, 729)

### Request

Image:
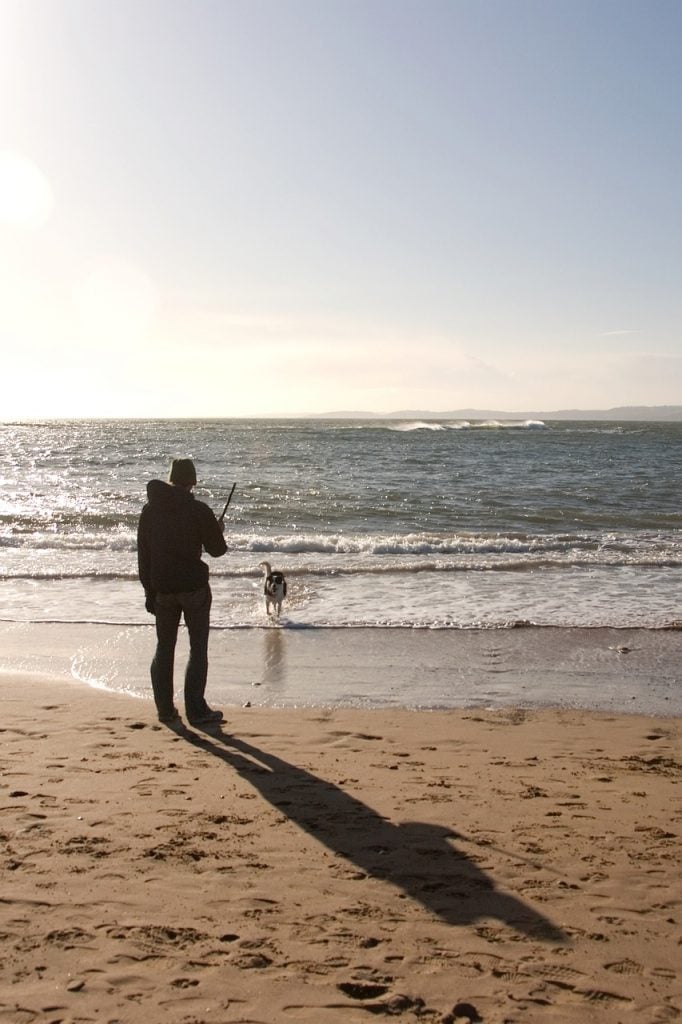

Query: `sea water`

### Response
(1, 418, 681, 710)
(1, 417, 681, 630)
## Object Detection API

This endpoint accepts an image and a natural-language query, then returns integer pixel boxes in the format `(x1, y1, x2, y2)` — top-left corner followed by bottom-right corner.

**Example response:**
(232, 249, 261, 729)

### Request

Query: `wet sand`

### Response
(1, 621, 681, 714)
(1, 671, 680, 1023)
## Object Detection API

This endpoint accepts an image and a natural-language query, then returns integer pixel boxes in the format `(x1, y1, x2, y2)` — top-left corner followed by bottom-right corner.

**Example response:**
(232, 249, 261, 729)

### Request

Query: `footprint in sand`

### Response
(523, 962, 586, 986)
(580, 988, 633, 1005)
(337, 981, 389, 999)
(45, 927, 96, 949)
(605, 958, 644, 975)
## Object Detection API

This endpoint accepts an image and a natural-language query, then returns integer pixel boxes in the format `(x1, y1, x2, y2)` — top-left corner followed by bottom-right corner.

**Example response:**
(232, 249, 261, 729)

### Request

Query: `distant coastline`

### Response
(314, 405, 682, 422)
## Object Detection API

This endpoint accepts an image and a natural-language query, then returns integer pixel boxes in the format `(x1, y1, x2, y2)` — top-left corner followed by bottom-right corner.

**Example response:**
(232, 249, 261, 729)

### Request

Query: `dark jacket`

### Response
(137, 480, 227, 597)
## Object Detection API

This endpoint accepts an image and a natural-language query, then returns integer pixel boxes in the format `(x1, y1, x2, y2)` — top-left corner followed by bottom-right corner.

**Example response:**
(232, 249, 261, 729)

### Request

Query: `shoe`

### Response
(158, 708, 181, 724)
(187, 708, 224, 726)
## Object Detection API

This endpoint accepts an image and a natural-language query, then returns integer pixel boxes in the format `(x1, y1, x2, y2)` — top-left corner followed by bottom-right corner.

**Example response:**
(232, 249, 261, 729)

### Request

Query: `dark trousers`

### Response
(151, 585, 213, 719)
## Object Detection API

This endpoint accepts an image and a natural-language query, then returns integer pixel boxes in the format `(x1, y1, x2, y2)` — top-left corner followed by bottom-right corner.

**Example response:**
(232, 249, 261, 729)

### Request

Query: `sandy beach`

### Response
(1, 669, 680, 1023)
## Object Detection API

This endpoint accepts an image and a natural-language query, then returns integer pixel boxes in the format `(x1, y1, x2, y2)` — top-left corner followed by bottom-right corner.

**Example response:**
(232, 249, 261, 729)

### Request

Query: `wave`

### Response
(1, 525, 679, 562)
(388, 419, 546, 432)
(472, 419, 546, 430)
(202, 529, 679, 562)
(2, 528, 569, 555)
(229, 531, 570, 555)
(390, 421, 448, 432)
(4, 552, 682, 583)
(0, 531, 135, 551)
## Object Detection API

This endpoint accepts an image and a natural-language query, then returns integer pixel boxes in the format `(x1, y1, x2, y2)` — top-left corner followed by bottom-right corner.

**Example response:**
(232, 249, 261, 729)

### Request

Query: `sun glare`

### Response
(0, 150, 53, 228)
(74, 258, 160, 345)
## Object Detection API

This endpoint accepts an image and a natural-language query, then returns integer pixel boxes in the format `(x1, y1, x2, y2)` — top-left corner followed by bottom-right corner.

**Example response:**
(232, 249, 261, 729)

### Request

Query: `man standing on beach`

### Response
(137, 458, 227, 726)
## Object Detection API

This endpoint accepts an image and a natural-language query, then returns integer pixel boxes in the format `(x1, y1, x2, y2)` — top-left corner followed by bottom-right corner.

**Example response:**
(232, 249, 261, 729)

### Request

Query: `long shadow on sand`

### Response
(181, 725, 566, 943)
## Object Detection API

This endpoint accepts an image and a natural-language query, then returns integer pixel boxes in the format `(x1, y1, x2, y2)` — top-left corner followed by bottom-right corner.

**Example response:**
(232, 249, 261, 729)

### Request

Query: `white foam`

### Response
(389, 421, 446, 431)
(1, 566, 679, 631)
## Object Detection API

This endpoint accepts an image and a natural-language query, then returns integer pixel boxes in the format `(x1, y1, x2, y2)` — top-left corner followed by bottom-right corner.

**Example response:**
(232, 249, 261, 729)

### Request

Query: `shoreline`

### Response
(1, 674, 680, 1022)
(1, 621, 681, 716)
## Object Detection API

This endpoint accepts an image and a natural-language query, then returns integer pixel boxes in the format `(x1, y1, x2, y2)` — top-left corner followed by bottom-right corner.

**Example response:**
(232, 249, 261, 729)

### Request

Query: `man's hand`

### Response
(144, 590, 156, 615)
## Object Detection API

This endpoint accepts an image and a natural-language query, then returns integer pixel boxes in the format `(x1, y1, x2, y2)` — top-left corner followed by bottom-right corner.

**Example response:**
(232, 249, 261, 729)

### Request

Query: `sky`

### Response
(1, 0, 681, 418)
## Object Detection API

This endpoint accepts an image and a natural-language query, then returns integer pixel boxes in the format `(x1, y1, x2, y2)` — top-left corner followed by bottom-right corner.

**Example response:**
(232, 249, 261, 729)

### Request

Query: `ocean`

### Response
(1, 417, 680, 711)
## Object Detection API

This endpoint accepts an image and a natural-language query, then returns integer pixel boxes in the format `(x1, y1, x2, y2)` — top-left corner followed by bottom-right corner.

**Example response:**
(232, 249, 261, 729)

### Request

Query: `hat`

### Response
(168, 458, 197, 487)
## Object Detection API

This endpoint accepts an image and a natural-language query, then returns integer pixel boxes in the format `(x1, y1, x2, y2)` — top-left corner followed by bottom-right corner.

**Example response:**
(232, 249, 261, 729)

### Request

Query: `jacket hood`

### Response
(146, 479, 194, 508)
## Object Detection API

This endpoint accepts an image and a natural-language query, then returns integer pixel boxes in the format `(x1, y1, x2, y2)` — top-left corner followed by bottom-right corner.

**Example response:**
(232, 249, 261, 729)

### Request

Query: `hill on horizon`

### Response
(316, 405, 682, 422)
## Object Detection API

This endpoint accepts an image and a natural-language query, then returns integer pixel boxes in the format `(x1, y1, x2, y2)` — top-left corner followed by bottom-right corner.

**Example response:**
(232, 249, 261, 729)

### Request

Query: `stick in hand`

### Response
(219, 482, 237, 523)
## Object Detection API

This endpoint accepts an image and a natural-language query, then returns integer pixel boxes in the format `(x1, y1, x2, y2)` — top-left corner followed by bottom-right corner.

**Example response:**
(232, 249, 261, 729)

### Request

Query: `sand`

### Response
(1, 672, 680, 1024)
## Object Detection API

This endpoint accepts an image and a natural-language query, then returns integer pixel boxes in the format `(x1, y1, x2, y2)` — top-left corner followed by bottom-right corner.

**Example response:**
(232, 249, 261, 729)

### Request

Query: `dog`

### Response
(259, 561, 287, 618)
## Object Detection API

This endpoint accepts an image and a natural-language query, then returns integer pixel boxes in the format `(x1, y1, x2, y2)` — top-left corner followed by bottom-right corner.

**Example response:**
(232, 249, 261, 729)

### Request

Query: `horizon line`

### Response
(3, 403, 682, 424)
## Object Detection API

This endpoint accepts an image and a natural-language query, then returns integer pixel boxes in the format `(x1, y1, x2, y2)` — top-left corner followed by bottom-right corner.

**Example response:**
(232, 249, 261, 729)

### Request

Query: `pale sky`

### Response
(1, 0, 681, 418)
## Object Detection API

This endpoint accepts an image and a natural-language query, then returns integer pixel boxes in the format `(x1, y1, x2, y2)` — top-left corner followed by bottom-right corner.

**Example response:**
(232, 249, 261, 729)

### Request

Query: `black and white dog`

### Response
(259, 561, 287, 618)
